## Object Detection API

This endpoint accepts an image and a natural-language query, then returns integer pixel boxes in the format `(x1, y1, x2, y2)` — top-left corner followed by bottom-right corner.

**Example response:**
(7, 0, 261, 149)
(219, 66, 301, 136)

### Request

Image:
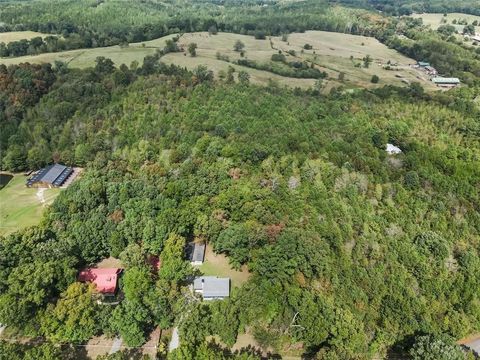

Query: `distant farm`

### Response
(0, 31, 436, 90)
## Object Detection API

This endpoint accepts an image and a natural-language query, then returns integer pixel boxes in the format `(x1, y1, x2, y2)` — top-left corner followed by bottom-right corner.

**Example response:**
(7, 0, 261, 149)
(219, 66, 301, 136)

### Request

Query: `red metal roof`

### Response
(78, 268, 121, 294)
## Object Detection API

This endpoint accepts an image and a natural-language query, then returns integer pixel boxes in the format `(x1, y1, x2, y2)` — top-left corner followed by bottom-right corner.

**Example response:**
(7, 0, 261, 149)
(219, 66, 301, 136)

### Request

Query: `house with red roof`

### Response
(78, 268, 122, 295)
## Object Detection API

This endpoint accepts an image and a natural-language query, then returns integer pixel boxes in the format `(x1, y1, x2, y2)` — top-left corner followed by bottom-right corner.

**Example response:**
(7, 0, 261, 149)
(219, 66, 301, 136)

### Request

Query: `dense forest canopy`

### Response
(1, 0, 480, 359)
(1, 54, 480, 358)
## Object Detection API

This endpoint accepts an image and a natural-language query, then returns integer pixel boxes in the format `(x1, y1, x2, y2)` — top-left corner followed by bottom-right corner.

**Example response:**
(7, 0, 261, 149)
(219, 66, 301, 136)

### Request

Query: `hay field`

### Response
(270, 31, 436, 89)
(0, 31, 54, 43)
(411, 13, 480, 32)
(1, 31, 434, 90)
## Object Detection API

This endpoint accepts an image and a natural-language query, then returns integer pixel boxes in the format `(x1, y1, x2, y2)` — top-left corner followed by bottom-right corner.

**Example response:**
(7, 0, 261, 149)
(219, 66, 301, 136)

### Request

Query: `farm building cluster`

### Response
(414, 61, 461, 88)
(77, 241, 230, 303)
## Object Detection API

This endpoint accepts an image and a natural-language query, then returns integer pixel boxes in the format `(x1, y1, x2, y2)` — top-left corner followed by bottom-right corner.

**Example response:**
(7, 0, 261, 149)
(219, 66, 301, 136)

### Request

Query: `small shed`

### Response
(418, 61, 430, 67)
(27, 163, 73, 188)
(78, 268, 122, 294)
(186, 242, 206, 265)
(193, 276, 230, 300)
(386, 143, 402, 155)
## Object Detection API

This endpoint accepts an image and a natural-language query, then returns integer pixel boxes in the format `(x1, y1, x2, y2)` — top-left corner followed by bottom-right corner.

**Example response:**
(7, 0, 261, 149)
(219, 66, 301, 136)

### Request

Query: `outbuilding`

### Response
(432, 77, 461, 88)
(386, 143, 402, 155)
(26, 163, 73, 188)
(186, 242, 206, 265)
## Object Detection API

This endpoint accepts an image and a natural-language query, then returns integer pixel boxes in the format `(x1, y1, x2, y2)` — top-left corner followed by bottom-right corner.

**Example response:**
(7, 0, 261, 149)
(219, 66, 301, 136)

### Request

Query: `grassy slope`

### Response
(0, 31, 435, 90)
(410, 12, 480, 31)
(0, 174, 60, 236)
(0, 31, 54, 43)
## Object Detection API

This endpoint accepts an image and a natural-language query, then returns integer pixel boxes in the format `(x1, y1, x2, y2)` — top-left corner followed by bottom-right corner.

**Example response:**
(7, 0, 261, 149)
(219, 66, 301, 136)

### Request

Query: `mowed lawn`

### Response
(0, 174, 60, 236)
(198, 245, 250, 288)
(0, 31, 54, 43)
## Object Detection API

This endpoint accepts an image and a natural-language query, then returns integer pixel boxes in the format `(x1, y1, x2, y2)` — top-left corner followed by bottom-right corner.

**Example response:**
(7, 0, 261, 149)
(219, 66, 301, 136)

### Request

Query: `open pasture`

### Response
(1, 31, 435, 90)
(0, 31, 53, 43)
(411, 12, 480, 32)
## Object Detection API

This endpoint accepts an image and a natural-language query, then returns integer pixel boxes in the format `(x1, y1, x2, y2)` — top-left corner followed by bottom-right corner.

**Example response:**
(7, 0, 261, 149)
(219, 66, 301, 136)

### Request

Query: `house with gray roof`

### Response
(193, 276, 230, 301)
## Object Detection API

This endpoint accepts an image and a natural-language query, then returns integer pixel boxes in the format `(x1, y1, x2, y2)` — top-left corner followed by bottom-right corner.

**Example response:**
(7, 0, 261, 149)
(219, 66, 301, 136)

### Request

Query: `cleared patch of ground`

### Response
(198, 244, 250, 288)
(95, 257, 123, 269)
(85, 327, 160, 359)
(0, 31, 54, 43)
(0, 173, 60, 236)
(411, 12, 480, 32)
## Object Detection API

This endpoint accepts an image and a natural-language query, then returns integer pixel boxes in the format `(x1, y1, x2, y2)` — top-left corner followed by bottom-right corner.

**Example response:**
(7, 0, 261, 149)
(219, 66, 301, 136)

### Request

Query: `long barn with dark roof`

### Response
(27, 164, 73, 188)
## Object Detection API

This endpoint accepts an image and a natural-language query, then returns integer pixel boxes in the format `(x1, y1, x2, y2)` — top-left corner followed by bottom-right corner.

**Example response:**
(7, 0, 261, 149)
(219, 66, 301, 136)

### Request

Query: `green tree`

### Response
(95, 56, 115, 74)
(233, 40, 245, 52)
(41, 282, 99, 342)
(410, 334, 464, 360)
(159, 233, 193, 284)
(188, 42, 197, 57)
(238, 70, 250, 84)
(363, 54, 372, 68)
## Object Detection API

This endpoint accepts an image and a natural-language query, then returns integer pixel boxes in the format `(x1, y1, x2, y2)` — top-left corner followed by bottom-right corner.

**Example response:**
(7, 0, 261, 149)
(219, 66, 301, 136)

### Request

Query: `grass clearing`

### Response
(411, 13, 480, 32)
(198, 244, 250, 288)
(0, 31, 54, 43)
(1, 31, 434, 90)
(271, 30, 437, 90)
(0, 174, 60, 236)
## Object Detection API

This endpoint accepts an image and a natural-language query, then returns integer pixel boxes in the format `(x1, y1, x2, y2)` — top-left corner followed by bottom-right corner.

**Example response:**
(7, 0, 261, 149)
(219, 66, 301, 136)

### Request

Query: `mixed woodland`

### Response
(0, 1, 480, 359)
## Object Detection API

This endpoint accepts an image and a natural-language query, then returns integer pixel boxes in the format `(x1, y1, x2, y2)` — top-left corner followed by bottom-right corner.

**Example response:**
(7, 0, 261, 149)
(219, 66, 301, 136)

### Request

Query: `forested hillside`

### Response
(1, 54, 480, 358)
(1, 0, 480, 359)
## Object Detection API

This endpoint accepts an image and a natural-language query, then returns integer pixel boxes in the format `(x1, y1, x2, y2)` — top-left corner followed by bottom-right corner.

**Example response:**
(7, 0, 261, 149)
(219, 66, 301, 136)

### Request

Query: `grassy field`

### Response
(167, 31, 435, 90)
(0, 31, 54, 43)
(198, 245, 250, 288)
(0, 31, 435, 90)
(0, 174, 60, 236)
(411, 13, 480, 32)
(271, 31, 436, 89)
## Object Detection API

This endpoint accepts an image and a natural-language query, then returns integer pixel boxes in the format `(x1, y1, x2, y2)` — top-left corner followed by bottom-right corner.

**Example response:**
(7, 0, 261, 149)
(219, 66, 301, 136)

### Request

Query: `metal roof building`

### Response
(27, 164, 73, 188)
(186, 242, 206, 265)
(386, 143, 402, 155)
(193, 276, 230, 300)
(432, 77, 461, 85)
(78, 268, 122, 294)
